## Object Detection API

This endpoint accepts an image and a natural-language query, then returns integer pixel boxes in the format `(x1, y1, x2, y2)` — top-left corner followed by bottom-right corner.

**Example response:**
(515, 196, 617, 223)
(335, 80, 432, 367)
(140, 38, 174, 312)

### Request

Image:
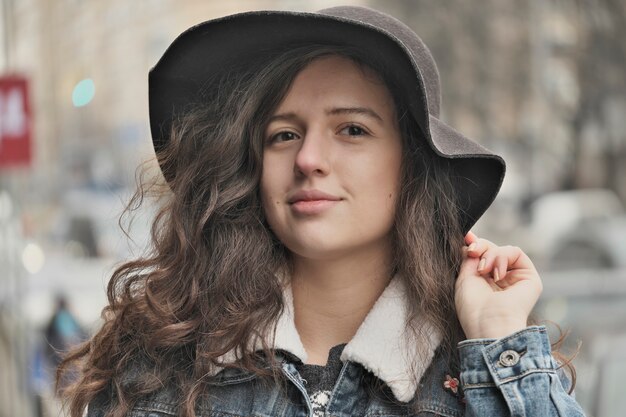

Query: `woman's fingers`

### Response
(493, 255, 508, 283)
(464, 231, 478, 246)
(465, 240, 536, 284)
(466, 236, 495, 259)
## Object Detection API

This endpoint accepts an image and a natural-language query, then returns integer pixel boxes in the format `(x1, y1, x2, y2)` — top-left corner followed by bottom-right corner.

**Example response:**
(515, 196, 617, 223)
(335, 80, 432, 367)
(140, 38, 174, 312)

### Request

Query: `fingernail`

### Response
(478, 258, 486, 271)
(494, 268, 500, 282)
(468, 243, 476, 252)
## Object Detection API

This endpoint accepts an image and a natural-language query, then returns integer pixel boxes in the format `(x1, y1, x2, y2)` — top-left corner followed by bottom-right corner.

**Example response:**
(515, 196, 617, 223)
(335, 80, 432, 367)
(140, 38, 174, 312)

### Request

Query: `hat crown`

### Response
(318, 5, 441, 118)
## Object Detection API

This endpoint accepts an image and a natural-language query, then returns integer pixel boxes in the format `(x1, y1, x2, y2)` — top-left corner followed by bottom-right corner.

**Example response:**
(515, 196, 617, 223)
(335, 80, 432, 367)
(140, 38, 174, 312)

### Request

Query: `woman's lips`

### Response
(290, 199, 339, 215)
(288, 190, 341, 215)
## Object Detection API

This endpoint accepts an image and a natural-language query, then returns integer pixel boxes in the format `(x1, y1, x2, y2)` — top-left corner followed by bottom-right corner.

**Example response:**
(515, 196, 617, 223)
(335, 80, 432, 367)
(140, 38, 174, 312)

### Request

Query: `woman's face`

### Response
(261, 55, 403, 262)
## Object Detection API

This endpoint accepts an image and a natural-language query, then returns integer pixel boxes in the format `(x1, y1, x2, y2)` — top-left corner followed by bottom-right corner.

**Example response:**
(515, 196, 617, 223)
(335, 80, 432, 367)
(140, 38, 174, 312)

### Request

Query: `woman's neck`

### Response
(291, 250, 393, 365)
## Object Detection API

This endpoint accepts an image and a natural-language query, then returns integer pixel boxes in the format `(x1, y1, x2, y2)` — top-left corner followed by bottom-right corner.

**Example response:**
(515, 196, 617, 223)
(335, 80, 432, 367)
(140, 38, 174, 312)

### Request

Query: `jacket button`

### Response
(498, 350, 520, 367)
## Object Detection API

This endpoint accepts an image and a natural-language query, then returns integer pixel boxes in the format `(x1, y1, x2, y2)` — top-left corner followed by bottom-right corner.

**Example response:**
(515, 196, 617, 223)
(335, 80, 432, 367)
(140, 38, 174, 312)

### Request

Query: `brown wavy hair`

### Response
(57, 44, 573, 417)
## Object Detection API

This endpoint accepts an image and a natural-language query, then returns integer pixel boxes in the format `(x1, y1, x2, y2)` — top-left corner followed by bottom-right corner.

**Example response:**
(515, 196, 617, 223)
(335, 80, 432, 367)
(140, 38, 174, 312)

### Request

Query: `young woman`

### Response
(59, 6, 587, 417)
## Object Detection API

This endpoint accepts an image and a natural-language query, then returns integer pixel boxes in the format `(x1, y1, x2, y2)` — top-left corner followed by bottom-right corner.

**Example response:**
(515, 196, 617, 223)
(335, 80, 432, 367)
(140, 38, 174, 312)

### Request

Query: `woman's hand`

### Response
(455, 231, 543, 340)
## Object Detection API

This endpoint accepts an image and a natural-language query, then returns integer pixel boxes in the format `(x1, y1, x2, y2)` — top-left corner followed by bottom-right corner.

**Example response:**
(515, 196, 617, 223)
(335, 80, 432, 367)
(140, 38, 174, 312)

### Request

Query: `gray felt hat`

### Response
(149, 5, 506, 233)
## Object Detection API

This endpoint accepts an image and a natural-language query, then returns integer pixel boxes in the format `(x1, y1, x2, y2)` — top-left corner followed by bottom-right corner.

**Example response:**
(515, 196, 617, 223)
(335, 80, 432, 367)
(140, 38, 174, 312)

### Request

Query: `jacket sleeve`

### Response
(458, 325, 587, 417)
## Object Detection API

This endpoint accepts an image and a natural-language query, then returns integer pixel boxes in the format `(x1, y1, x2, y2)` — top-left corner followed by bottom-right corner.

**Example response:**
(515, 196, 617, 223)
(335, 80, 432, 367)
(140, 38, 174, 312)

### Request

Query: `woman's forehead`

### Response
(272, 55, 397, 122)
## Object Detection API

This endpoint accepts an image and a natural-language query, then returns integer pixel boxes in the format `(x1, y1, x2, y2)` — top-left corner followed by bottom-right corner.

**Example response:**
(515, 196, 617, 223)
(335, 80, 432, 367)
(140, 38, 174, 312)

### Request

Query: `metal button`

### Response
(498, 350, 520, 367)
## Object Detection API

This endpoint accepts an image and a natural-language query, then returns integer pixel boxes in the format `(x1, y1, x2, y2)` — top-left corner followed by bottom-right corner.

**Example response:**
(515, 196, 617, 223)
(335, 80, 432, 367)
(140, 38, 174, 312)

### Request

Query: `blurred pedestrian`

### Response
(28, 295, 85, 417)
(58, 5, 586, 417)
(44, 295, 84, 394)
(44, 295, 84, 371)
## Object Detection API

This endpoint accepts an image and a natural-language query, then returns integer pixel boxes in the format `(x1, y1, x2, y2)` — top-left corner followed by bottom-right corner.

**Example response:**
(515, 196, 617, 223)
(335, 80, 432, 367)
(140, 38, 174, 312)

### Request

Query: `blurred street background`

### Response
(1, 0, 625, 416)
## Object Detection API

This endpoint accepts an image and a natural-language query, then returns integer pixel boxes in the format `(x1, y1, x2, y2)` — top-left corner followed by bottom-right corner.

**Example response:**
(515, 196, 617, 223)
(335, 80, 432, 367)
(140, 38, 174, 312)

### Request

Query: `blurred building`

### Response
(0, 1, 625, 416)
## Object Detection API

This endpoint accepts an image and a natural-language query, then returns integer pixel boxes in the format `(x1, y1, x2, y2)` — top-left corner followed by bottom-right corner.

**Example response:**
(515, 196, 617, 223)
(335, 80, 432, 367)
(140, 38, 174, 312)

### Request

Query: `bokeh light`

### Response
(72, 78, 96, 107)
(21, 242, 45, 274)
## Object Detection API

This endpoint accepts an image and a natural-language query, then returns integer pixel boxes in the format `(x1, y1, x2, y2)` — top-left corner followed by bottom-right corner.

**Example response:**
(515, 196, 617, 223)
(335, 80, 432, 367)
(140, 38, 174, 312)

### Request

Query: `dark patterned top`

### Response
(295, 344, 347, 417)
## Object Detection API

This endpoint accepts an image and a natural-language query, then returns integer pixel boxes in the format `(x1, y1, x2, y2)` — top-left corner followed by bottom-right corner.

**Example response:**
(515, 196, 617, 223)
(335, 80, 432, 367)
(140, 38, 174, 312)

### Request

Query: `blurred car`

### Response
(520, 188, 626, 270)
(58, 187, 153, 259)
(549, 214, 626, 270)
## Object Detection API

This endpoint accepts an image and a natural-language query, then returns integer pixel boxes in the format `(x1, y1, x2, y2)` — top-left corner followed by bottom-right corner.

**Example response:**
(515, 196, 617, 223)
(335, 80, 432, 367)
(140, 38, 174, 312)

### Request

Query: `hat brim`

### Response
(428, 115, 505, 232)
(149, 8, 505, 233)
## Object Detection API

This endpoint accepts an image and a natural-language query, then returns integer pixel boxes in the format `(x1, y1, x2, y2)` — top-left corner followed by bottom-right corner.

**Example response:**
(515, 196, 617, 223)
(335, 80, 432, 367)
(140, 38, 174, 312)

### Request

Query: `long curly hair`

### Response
(57, 44, 572, 417)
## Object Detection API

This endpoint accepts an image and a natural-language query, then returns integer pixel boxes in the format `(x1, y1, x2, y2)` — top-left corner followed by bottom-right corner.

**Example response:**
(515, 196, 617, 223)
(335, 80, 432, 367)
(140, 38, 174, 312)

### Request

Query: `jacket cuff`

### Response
(458, 325, 556, 388)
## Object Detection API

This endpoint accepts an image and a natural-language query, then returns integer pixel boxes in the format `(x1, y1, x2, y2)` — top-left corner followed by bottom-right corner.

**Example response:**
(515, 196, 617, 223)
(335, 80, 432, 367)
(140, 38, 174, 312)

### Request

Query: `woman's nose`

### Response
(294, 131, 331, 177)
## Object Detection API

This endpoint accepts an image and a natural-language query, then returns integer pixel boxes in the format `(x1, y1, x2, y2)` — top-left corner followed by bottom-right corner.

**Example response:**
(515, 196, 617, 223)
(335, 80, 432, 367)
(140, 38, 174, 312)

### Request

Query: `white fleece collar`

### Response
(271, 277, 442, 402)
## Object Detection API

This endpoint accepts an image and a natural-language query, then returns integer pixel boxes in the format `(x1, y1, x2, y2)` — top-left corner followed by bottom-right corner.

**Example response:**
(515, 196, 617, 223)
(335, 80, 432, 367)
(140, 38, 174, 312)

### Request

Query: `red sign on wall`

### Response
(0, 76, 32, 167)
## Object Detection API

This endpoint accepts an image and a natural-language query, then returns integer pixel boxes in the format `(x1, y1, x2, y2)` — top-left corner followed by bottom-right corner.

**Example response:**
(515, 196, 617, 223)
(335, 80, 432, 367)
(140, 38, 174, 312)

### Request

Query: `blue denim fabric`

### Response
(88, 326, 586, 416)
(458, 326, 586, 417)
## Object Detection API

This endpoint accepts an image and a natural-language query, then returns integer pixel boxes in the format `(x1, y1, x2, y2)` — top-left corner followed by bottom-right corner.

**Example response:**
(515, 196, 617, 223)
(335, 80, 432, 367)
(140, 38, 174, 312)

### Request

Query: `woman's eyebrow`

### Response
(267, 112, 300, 124)
(268, 107, 385, 124)
(326, 107, 384, 122)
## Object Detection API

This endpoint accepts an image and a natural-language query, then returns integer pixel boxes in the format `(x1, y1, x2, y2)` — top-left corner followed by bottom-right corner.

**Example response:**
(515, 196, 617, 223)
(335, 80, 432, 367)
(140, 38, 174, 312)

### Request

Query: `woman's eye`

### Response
(269, 131, 299, 143)
(340, 125, 368, 137)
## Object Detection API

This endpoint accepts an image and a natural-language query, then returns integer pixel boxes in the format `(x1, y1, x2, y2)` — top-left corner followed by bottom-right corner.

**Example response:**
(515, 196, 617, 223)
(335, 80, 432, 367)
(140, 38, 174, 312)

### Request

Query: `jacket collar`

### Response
(272, 277, 442, 402)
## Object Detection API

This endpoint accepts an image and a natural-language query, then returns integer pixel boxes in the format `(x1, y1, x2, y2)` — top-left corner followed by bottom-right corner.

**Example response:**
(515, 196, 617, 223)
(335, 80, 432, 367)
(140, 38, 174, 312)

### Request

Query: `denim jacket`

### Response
(88, 278, 587, 416)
